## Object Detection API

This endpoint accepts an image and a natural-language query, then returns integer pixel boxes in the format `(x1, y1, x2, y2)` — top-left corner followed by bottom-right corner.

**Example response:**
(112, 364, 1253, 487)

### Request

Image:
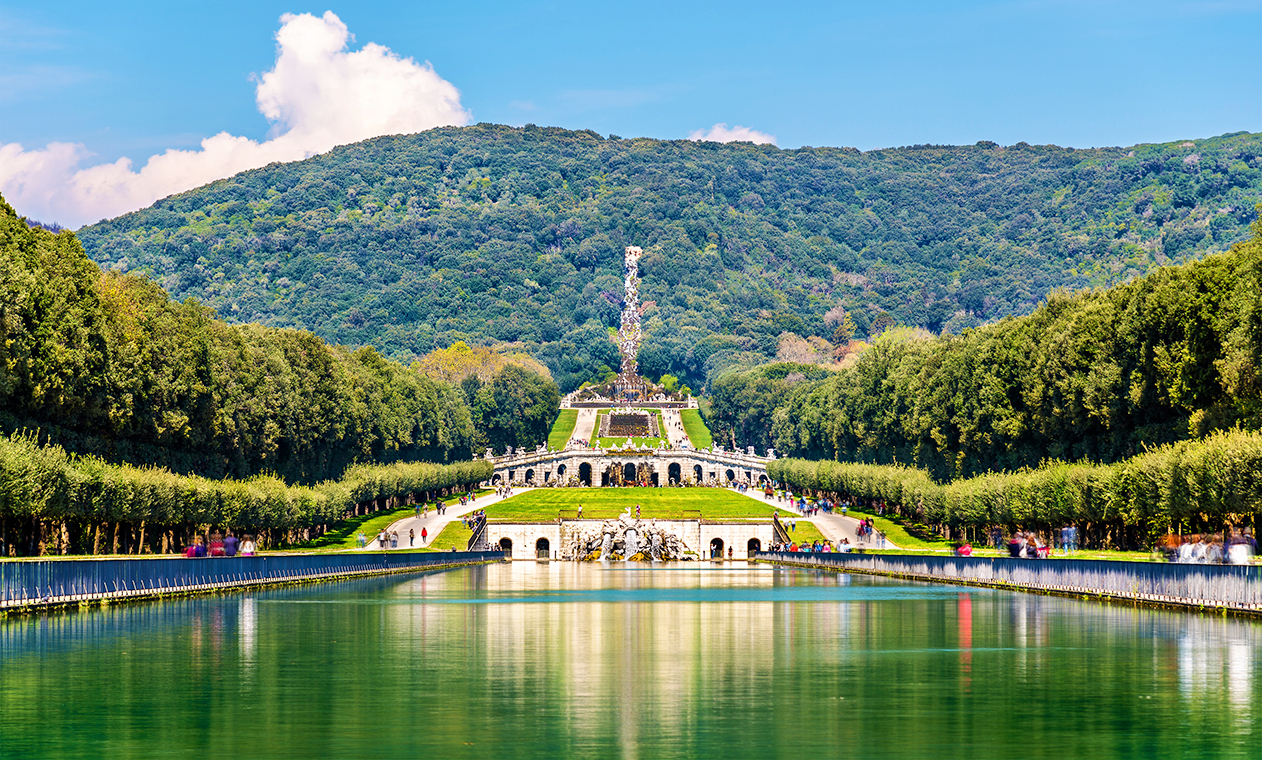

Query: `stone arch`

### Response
(579, 462, 592, 486)
(694, 464, 703, 482)
(557, 464, 567, 481)
(499, 537, 513, 553)
(758, 474, 768, 484)
(709, 537, 724, 558)
(492, 473, 502, 484)
(624, 463, 637, 482)
(668, 463, 681, 484)
(536, 537, 550, 558)
(748, 538, 761, 553)
(525, 468, 535, 483)
(725, 469, 735, 482)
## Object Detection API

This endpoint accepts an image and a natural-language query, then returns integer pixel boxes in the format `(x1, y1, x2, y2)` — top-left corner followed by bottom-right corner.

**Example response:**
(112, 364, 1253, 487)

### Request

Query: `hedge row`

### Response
(0, 432, 493, 532)
(769, 429, 1262, 533)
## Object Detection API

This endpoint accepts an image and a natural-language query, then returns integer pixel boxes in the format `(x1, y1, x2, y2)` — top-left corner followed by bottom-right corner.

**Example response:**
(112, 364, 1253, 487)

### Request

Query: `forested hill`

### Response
(78, 125, 1262, 391)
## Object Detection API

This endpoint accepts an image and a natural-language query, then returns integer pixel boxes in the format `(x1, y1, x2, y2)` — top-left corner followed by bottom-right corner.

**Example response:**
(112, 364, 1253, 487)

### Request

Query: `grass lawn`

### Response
(834, 506, 955, 551)
(595, 409, 667, 448)
(287, 489, 493, 551)
(428, 521, 473, 552)
(679, 409, 712, 449)
(548, 409, 579, 449)
(784, 521, 828, 546)
(485, 488, 795, 521)
(290, 505, 419, 550)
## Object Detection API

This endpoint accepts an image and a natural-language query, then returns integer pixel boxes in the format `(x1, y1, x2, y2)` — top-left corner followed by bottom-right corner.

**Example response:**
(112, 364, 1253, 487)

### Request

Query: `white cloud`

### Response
(0, 11, 471, 228)
(688, 123, 777, 146)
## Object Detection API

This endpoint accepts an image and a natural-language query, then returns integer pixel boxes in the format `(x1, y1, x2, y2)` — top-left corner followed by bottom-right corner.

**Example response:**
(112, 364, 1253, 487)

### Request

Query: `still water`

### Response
(1, 562, 1259, 759)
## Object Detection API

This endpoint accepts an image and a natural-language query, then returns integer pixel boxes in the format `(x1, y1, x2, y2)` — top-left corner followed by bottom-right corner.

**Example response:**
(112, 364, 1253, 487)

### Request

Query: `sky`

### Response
(1, 0, 1259, 228)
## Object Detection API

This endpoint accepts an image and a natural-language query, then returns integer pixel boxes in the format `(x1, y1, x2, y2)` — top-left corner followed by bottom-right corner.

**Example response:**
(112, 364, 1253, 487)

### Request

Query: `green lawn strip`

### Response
(484, 488, 792, 521)
(428, 521, 474, 552)
(289, 488, 493, 550)
(290, 504, 420, 550)
(547, 409, 579, 449)
(832, 507, 955, 551)
(782, 521, 828, 546)
(679, 409, 712, 449)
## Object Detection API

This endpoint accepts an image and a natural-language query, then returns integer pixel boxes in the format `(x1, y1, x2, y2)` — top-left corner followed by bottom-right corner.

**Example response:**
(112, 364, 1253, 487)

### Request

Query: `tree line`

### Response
(0, 195, 559, 485)
(0, 431, 492, 556)
(769, 428, 1262, 550)
(710, 210, 1262, 480)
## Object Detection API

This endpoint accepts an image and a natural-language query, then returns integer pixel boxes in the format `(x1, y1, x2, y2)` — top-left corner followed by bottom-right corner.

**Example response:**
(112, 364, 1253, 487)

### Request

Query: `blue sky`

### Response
(2, 0, 1259, 226)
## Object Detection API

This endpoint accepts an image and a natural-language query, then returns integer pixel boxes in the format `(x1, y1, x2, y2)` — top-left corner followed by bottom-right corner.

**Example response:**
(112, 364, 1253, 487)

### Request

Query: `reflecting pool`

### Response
(2, 562, 1259, 758)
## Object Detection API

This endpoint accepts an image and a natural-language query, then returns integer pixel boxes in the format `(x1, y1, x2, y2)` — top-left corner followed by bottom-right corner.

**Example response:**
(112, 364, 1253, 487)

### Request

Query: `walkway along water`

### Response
(0, 551, 504, 615)
(754, 551, 1262, 616)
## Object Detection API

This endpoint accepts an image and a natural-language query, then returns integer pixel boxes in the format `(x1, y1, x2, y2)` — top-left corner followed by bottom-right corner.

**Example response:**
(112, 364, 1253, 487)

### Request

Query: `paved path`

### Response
(375, 488, 537, 551)
(732, 488, 899, 549)
(660, 408, 691, 448)
(570, 408, 598, 445)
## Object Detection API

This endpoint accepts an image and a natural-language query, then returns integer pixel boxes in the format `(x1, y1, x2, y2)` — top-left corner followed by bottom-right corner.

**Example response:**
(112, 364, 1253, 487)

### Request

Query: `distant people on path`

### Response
(391, 531, 399, 549)
(356, 531, 366, 548)
(209, 531, 225, 557)
(421, 526, 428, 544)
(185, 536, 207, 558)
(409, 528, 415, 547)
(223, 530, 239, 557)
(240, 534, 257, 556)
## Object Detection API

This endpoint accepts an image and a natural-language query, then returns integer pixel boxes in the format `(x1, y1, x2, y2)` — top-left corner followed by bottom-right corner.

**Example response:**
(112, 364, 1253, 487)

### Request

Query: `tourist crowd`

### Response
(184, 530, 257, 557)
(1161, 531, 1257, 564)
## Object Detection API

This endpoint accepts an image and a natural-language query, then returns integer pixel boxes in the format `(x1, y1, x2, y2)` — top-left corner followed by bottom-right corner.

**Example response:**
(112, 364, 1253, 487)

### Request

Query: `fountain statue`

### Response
(564, 518, 693, 561)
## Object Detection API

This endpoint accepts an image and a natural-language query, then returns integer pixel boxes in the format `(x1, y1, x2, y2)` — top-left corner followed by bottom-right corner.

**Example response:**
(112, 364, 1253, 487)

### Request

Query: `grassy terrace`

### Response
(547, 409, 579, 449)
(485, 488, 794, 522)
(679, 409, 712, 449)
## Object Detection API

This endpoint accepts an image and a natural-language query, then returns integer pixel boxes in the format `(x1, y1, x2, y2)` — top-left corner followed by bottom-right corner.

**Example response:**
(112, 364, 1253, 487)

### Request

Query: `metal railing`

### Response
(467, 514, 488, 552)
(1, 551, 503, 610)
(772, 514, 790, 544)
(753, 552, 1262, 612)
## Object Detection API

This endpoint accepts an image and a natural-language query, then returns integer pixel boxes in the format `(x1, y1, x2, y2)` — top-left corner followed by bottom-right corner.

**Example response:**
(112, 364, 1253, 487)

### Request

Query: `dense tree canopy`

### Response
(0, 195, 559, 482)
(76, 125, 1261, 391)
(712, 211, 1262, 480)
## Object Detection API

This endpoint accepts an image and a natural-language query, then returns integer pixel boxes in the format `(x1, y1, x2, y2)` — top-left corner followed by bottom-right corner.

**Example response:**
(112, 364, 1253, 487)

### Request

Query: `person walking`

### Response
(409, 528, 415, 547)
(222, 530, 239, 557)
(240, 534, 257, 557)
(421, 526, 428, 545)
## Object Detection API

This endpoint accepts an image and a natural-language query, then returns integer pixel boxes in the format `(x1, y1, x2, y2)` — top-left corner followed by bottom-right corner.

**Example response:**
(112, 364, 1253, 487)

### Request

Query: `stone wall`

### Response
(488, 520, 775, 561)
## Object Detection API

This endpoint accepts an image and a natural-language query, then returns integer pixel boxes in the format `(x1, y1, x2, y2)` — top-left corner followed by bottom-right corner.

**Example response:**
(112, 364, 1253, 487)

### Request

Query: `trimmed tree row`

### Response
(769, 428, 1262, 549)
(0, 433, 492, 556)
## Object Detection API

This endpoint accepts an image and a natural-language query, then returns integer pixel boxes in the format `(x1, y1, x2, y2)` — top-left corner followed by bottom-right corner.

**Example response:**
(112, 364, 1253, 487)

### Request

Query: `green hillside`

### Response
(77, 125, 1262, 392)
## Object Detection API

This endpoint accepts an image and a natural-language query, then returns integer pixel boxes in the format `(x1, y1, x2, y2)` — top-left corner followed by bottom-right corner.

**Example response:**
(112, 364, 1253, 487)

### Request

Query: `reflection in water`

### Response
(1, 563, 1260, 759)
(958, 593, 973, 687)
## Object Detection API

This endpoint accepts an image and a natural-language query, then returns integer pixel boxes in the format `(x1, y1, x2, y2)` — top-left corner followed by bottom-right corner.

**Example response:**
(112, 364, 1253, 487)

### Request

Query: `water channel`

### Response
(2, 562, 1259, 758)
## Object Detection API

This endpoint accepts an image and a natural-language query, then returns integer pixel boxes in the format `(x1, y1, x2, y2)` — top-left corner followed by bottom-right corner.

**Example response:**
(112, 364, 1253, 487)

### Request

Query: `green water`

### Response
(2, 563, 1259, 759)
